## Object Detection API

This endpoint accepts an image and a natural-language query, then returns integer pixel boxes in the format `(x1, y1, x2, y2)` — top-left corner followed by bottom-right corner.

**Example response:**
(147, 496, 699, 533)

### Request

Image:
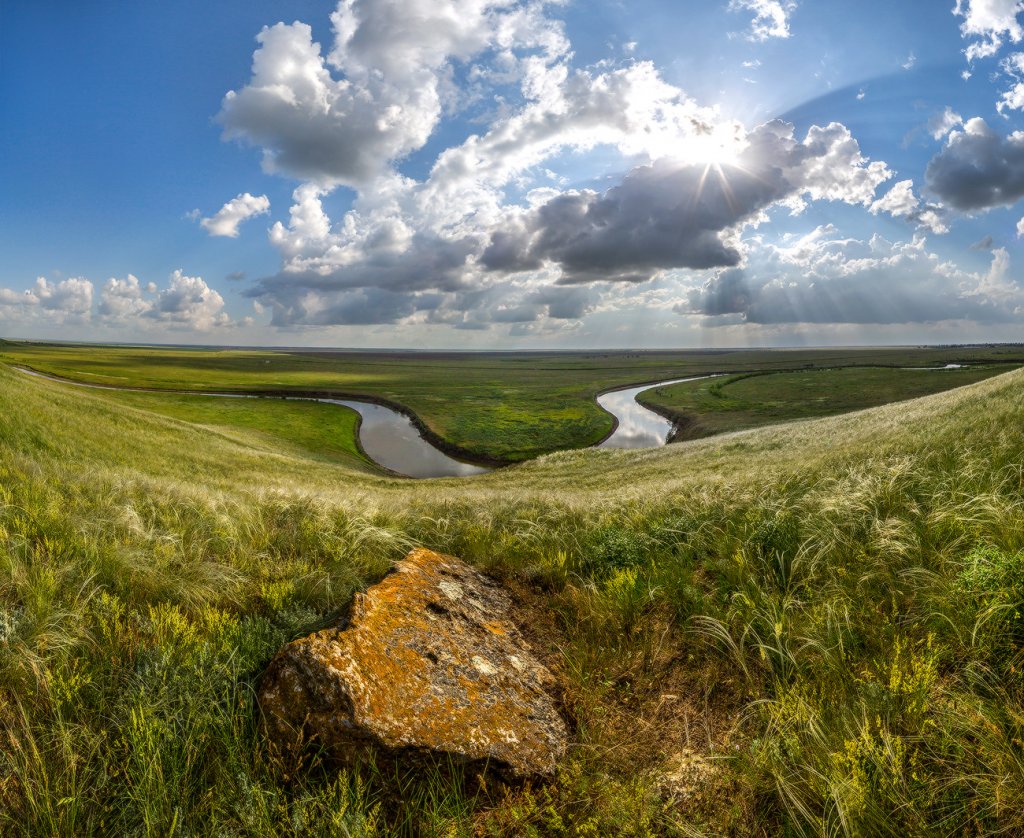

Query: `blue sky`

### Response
(2, 0, 1024, 347)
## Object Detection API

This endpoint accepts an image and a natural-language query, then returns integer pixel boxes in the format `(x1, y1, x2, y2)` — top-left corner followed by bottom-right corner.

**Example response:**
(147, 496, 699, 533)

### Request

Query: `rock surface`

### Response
(259, 548, 567, 778)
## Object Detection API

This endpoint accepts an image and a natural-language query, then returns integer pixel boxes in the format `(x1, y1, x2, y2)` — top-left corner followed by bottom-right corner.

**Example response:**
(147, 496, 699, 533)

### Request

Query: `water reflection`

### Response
(322, 400, 489, 479)
(597, 377, 705, 449)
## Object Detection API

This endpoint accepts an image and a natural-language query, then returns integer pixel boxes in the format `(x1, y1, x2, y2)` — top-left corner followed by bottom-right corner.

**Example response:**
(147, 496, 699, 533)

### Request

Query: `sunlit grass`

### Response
(3, 363, 1024, 834)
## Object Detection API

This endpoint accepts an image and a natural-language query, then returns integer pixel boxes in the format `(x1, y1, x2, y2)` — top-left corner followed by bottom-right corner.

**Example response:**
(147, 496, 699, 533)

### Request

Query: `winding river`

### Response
(14, 366, 697, 479)
(597, 377, 706, 449)
(317, 399, 489, 479)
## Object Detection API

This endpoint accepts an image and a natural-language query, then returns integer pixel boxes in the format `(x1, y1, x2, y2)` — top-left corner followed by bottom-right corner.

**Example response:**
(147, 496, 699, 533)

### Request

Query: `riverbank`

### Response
(6, 342, 1024, 462)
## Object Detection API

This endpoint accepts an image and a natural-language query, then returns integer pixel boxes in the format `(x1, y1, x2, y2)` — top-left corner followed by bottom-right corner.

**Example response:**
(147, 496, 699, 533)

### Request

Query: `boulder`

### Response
(259, 548, 567, 779)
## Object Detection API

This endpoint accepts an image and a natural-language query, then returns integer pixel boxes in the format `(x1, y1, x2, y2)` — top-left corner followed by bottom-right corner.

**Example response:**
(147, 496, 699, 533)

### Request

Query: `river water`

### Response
(318, 399, 488, 478)
(15, 366, 699, 478)
(596, 377, 706, 449)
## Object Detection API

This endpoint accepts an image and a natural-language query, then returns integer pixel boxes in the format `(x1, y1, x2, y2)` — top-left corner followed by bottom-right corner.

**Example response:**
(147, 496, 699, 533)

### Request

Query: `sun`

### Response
(684, 125, 748, 168)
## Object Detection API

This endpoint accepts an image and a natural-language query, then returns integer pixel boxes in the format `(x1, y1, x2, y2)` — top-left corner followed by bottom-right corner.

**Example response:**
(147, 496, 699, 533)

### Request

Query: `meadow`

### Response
(3, 348, 1024, 835)
(3, 340, 1023, 462)
(639, 364, 1014, 439)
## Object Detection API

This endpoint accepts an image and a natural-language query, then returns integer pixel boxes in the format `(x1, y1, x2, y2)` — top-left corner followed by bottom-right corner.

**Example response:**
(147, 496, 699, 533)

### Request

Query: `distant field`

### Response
(639, 365, 1017, 439)
(3, 341, 1024, 461)
(95, 390, 373, 471)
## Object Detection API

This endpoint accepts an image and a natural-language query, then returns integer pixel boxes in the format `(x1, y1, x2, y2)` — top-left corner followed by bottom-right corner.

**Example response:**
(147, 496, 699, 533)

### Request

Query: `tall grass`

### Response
(3, 364, 1024, 834)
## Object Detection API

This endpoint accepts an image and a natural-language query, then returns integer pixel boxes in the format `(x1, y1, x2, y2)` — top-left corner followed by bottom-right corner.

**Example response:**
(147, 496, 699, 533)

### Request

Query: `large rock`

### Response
(259, 548, 567, 779)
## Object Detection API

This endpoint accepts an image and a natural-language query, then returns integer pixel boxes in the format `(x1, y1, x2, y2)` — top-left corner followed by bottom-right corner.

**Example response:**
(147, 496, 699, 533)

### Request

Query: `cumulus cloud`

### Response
(954, 0, 1024, 61)
(729, 0, 796, 41)
(32, 277, 94, 320)
(869, 180, 949, 234)
(148, 270, 232, 330)
(0, 271, 237, 334)
(997, 51, 1024, 111)
(482, 120, 892, 284)
(0, 277, 94, 325)
(684, 230, 1023, 325)
(925, 116, 1024, 210)
(241, 25, 830, 322)
(98, 271, 233, 330)
(928, 107, 963, 140)
(200, 193, 270, 237)
(99, 274, 155, 321)
(216, 0, 905, 331)
(217, 1, 568, 187)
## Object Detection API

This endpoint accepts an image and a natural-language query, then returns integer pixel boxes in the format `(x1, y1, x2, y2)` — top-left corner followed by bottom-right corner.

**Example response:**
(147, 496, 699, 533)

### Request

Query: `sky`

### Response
(3, 0, 1024, 348)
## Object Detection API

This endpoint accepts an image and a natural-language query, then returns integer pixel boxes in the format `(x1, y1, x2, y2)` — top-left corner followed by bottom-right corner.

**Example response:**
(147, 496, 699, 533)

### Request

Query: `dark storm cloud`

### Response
(925, 118, 1024, 211)
(257, 285, 422, 326)
(245, 234, 478, 325)
(482, 157, 788, 283)
(483, 120, 890, 284)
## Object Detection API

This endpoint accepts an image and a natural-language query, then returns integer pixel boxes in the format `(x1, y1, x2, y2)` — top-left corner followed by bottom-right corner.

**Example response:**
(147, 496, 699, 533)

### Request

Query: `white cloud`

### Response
(954, 0, 1024, 61)
(928, 106, 963, 139)
(249, 108, 895, 324)
(0, 277, 94, 326)
(902, 51, 917, 70)
(200, 193, 270, 237)
(213, 0, 909, 331)
(99, 274, 153, 321)
(729, 0, 796, 41)
(1016, 216, 1024, 236)
(869, 180, 949, 234)
(32, 277, 93, 319)
(217, 1, 569, 187)
(685, 231, 1023, 325)
(1, 271, 236, 334)
(870, 180, 919, 216)
(996, 51, 1024, 111)
(257, 55, 765, 285)
(148, 270, 231, 330)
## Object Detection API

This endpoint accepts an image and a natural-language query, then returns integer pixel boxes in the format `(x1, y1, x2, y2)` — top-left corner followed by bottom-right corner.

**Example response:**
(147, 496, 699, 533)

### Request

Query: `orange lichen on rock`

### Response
(258, 548, 567, 779)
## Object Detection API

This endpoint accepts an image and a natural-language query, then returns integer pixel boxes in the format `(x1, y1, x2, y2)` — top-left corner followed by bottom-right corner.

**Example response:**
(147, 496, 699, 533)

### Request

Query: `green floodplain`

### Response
(3, 341, 1023, 463)
(4, 340, 1024, 835)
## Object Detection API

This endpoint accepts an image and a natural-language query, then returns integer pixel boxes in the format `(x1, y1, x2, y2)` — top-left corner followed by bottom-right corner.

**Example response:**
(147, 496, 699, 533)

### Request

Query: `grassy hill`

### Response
(638, 364, 1013, 439)
(3, 363, 1024, 835)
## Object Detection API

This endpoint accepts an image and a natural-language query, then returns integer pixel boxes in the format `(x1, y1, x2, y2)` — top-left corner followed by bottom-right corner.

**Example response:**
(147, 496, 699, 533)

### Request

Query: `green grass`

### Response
(640, 364, 1015, 438)
(4, 341, 1024, 461)
(4, 360, 1024, 834)
(95, 390, 373, 470)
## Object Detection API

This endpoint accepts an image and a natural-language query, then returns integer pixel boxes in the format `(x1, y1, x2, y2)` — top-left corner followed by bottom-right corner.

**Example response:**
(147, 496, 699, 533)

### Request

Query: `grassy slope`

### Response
(639, 364, 1014, 438)
(4, 341, 1024, 461)
(4, 364, 1024, 834)
(92, 390, 373, 470)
